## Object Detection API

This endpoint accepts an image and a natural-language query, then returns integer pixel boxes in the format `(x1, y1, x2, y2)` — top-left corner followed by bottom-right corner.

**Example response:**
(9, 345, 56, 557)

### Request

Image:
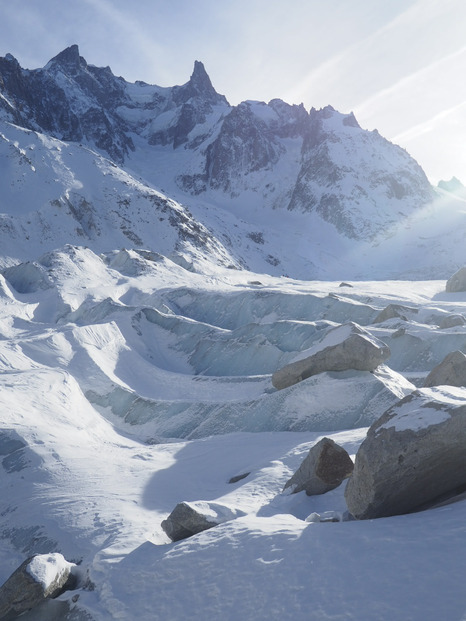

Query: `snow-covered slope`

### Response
(0, 121, 238, 271)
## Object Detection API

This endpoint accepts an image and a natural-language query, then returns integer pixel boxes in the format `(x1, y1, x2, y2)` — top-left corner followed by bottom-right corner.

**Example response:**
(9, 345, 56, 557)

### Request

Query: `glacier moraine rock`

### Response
(0, 553, 75, 619)
(344, 387, 466, 519)
(445, 266, 466, 293)
(372, 303, 418, 324)
(283, 437, 354, 496)
(161, 501, 246, 542)
(272, 322, 390, 390)
(424, 350, 466, 388)
(438, 314, 466, 329)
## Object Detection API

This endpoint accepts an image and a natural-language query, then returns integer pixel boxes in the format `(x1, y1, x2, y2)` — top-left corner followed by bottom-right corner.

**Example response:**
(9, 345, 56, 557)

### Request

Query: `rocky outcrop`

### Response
(161, 501, 245, 542)
(272, 322, 390, 390)
(446, 267, 466, 292)
(0, 553, 75, 619)
(283, 437, 354, 495)
(286, 106, 433, 240)
(424, 350, 466, 387)
(203, 102, 282, 194)
(345, 387, 466, 519)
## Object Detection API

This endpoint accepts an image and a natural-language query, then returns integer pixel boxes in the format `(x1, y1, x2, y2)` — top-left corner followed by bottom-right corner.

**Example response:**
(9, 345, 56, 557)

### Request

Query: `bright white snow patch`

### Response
(183, 501, 246, 524)
(379, 402, 451, 433)
(26, 553, 73, 589)
(376, 387, 466, 433)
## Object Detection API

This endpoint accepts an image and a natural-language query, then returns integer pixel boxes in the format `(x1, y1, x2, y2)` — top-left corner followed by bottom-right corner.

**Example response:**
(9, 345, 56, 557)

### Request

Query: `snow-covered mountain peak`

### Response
(45, 43, 84, 74)
(172, 60, 228, 107)
(438, 176, 466, 198)
(0, 45, 464, 280)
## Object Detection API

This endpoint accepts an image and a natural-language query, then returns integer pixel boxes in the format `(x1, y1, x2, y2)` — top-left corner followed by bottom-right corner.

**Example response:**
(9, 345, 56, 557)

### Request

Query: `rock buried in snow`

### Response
(272, 322, 390, 390)
(305, 511, 345, 523)
(283, 437, 354, 495)
(424, 350, 466, 388)
(0, 553, 75, 619)
(345, 386, 466, 519)
(445, 266, 466, 292)
(161, 501, 246, 542)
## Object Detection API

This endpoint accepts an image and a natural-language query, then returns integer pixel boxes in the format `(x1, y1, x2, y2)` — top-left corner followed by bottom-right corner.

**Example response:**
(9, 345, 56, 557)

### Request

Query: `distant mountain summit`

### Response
(0, 45, 462, 278)
(438, 177, 466, 198)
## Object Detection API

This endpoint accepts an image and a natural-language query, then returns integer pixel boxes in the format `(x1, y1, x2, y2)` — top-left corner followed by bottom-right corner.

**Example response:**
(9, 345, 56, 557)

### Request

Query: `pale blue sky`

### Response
(1, 0, 465, 183)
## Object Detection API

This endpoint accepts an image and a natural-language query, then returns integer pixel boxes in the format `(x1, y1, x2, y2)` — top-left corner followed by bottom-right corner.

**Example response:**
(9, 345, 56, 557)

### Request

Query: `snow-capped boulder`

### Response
(161, 501, 246, 542)
(283, 437, 353, 495)
(0, 553, 75, 619)
(373, 303, 418, 324)
(424, 350, 466, 387)
(345, 387, 466, 519)
(445, 267, 466, 292)
(272, 322, 390, 390)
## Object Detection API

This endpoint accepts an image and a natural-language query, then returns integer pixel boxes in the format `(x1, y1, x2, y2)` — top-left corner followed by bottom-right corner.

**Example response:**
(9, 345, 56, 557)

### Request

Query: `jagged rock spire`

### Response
(48, 44, 85, 73)
(173, 60, 228, 106)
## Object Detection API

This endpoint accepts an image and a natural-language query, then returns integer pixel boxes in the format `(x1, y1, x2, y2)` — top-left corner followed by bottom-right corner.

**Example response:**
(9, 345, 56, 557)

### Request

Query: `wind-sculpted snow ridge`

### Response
(1, 246, 466, 618)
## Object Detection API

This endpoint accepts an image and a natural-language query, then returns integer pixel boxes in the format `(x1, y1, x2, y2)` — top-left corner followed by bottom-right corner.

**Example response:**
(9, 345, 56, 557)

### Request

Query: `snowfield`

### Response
(0, 247, 465, 620)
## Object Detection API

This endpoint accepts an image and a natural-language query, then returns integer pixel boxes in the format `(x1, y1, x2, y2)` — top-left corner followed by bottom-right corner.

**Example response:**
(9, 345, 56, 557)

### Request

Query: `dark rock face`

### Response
(345, 387, 466, 519)
(283, 437, 354, 495)
(172, 60, 227, 107)
(204, 102, 282, 193)
(0, 45, 132, 163)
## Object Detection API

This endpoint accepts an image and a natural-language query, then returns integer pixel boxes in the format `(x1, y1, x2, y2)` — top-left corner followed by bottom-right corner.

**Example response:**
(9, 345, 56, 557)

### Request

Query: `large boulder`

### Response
(161, 501, 246, 542)
(272, 322, 390, 390)
(424, 350, 466, 387)
(438, 314, 466, 329)
(345, 386, 466, 519)
(372, 303, 418, 324)
(446, 266, 466, 292)
(283, 437, 354, 495)
(0, 553, 75, 619)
